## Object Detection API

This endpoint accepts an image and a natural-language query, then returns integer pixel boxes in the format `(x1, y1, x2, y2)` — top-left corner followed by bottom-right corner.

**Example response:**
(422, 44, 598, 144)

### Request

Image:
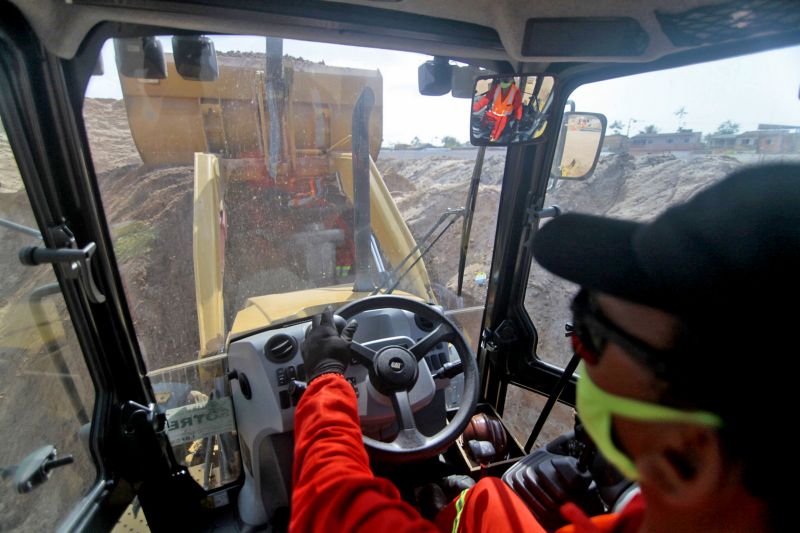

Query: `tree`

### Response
(639, 124, 660, 134)
(715, 120, 740, 135)
(441, 136, 460, 148)
(410, 136, 422, 147)
(674, 107, 688, 130)
(609, 120, 624, 135)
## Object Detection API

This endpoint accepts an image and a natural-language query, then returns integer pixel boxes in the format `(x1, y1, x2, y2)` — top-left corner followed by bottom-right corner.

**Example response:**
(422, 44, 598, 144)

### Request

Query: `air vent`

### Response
(264, 334, 297, 362)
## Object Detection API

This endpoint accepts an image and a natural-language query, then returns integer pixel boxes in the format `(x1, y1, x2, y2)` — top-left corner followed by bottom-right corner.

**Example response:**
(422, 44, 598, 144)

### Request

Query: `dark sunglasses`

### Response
(570, 289, 670, 378)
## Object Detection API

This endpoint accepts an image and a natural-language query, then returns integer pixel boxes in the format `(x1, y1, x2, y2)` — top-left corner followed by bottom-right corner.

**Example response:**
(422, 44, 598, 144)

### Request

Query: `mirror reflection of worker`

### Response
(291, 164, 798, 533)
(472, 77, 523, 142)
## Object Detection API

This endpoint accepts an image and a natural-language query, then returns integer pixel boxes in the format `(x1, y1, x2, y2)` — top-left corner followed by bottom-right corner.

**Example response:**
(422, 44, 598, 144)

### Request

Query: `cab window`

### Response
(507, 44, 800, 445)
(525, 44, 800, 368)
(81, 33, 503, 488)
(0, 119, 98, 530)
(83, 34, 502, 372)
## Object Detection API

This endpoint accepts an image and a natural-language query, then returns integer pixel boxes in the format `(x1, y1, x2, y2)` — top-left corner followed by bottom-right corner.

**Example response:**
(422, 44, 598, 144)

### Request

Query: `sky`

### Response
(87, 36, 800, 145)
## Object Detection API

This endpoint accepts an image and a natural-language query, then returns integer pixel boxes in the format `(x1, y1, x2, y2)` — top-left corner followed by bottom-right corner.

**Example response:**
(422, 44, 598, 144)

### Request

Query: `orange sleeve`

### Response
(514, 89, 523, 120)
(473, 85, 495, 112)
(290, 373, 439, 533)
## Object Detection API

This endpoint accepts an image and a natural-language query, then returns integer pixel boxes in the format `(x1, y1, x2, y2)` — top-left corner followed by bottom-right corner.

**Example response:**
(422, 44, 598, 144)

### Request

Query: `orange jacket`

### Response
(472, 84, 523, 120)
(290, 373, 645, 533)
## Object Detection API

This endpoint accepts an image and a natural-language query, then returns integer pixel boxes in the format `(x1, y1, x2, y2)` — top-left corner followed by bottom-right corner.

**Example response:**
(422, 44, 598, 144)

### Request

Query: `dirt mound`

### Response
(378, 153, 506, 189)
(525, 152, 744, 366)
(101, 165, 198, 365)
(82, 98, 140, 174)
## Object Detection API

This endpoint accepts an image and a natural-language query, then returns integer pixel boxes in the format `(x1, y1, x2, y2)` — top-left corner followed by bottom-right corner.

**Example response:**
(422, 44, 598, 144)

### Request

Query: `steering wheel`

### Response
(336, 295, 480, 462)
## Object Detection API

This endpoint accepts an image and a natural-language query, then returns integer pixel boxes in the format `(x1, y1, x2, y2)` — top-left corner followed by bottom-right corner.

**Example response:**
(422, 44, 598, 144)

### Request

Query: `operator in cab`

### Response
(472, 77, 523, 142)
(290, 163, 797, 533)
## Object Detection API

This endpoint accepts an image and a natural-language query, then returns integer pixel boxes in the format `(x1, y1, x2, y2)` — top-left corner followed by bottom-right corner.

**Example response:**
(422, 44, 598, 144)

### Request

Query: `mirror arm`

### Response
(456, 145, 486, 296)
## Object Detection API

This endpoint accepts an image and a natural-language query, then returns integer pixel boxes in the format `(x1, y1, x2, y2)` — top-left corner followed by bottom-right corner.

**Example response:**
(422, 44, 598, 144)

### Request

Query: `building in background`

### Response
(601, 133, 628, 153)
(707, 124, 800, 154)
(628, 130, 703, 153)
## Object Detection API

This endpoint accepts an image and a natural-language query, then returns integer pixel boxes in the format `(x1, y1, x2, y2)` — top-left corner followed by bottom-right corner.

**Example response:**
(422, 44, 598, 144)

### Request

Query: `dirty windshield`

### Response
(84, 35, 503, 370)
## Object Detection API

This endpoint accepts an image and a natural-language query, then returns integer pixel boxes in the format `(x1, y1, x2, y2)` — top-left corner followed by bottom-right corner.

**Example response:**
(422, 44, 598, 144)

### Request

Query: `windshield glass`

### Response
(84, 34, 504, 369)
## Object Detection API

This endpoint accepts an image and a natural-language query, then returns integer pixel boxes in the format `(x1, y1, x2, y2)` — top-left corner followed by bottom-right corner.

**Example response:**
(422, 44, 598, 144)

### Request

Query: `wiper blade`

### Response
(372, 208, 464, 295)
(457, 145, 486, 296)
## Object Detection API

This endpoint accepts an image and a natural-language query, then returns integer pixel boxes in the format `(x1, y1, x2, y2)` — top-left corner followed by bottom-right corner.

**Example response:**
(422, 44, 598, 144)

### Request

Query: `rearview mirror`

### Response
(172, 35, 219, 81)
(470, 74, 556, 145)
(551, 112, 607, 180)
(418, 57, 452, 96)
(114, 37, 167, 80)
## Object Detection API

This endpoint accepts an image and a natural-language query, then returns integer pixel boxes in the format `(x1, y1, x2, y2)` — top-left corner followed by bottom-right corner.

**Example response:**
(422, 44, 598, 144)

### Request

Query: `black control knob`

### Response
(288, 379, 307, 405)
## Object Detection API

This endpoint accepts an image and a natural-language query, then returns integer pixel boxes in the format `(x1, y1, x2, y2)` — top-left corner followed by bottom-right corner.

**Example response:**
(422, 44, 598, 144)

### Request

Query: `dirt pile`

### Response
(82, 98, 140, 174)
(525, 151, 743, 367)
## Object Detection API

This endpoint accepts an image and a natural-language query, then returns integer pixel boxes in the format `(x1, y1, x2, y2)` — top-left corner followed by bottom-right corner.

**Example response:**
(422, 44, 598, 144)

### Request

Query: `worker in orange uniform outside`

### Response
(290, 164, 797, 532)
(472, 77, 523, 142)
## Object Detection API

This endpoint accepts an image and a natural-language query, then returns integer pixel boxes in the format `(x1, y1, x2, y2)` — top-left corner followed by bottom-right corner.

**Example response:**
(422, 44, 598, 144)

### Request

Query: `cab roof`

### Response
(11, 0, 800, 72)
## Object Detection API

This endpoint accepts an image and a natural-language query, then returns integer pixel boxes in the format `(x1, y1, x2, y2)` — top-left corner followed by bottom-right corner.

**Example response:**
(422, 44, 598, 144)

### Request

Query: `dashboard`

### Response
(227, 306, 463, 525)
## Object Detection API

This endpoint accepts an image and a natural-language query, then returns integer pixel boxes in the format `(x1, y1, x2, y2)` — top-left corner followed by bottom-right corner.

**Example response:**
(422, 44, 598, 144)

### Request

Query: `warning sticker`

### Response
(165, 397, 236, 445)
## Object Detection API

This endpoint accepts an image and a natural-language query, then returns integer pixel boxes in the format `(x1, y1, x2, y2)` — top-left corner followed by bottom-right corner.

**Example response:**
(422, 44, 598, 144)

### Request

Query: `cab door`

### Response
(0, 8, 186, 530)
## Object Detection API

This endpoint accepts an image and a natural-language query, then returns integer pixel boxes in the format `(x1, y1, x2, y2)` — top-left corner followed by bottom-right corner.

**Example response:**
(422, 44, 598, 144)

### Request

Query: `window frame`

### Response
(0, 11, 187, 529)
(480, 31, 800, 426)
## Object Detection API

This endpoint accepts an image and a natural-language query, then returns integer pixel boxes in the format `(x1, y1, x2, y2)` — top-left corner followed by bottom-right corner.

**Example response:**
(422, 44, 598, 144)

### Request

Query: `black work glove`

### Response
(301, 308, 358, 383)
(526, 455, 604, 531)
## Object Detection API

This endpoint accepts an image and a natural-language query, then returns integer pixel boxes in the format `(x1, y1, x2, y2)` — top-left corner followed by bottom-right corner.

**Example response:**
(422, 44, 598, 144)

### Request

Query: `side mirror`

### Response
(172, 35, 219, 81)
(470, 74, 556, 145)
(418, 57, 452, 96)
(550, 112, 607, 180)
(113, 37, 167, 80)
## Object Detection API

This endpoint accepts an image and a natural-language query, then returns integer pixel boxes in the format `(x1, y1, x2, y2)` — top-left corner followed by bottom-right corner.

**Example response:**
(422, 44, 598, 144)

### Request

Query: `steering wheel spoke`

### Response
(410, 322, 455, 361)
(390, 389, 417, 431)
(350, 341, 376, 365)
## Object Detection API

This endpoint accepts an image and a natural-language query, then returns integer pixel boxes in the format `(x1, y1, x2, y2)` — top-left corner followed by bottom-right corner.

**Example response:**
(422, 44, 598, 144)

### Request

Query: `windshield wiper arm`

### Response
(373, 208, 464, 295)
(456, 145, 486, 296)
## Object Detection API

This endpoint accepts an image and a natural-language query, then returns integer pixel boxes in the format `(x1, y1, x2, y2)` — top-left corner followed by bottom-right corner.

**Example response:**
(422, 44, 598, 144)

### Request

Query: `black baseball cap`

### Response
(534, 163, 800, 520)
(533, 163, 800, 326)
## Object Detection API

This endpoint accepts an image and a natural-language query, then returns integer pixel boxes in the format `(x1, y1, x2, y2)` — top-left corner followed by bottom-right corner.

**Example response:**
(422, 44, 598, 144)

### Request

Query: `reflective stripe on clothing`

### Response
(434, 478, 547, 533)
(490, 84, 519, 117)
(451, 488, 469, 533)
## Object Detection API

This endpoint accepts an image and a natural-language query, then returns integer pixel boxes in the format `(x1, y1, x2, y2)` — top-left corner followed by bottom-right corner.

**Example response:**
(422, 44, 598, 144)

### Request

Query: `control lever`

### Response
(431, 360, 463, 380)
(288, 380, 308, 404)
(467, 440, 495, 478)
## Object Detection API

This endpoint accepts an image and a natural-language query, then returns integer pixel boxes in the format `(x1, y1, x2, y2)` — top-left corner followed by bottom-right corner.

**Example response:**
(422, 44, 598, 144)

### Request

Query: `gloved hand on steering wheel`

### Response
(301, 307, 359, 383)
